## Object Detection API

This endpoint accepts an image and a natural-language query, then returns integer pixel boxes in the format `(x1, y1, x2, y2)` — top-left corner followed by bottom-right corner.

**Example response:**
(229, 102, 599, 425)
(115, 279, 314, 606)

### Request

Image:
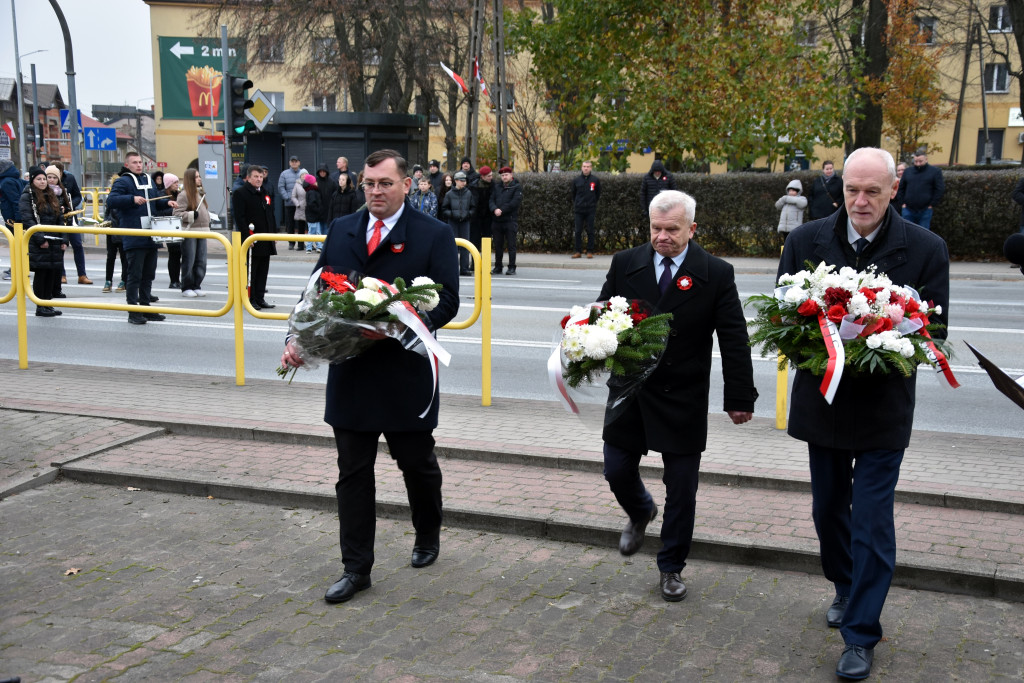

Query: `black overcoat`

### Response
(318, 203, 460, 431)
(778, 205, 950, 450)
(598, 241, 758, 454)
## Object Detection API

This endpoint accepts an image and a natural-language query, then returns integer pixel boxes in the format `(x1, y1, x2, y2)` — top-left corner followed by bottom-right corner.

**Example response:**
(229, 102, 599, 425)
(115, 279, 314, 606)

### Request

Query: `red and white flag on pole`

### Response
(473, 58, 490, 98)
(1, 122, 15, 139)
(439, 62, 469, 94)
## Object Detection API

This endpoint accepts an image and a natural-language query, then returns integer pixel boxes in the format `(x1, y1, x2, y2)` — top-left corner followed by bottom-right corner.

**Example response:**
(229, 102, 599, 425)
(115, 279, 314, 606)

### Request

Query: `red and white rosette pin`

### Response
(676, 275, 693, 291)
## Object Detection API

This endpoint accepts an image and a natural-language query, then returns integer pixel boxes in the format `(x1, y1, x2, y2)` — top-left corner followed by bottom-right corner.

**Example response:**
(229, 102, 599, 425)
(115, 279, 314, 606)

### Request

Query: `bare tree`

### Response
(504, 54, 548, 171)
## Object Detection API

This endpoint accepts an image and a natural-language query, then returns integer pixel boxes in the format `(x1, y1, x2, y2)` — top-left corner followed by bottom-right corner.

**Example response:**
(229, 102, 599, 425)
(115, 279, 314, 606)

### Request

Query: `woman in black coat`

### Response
(326, 172, 358, 227)
(19, 166, 68, 317)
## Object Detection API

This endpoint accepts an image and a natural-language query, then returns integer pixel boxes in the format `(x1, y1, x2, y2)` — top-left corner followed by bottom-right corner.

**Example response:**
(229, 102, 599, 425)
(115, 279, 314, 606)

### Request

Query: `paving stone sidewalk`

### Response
(2, 481, 1023, 683)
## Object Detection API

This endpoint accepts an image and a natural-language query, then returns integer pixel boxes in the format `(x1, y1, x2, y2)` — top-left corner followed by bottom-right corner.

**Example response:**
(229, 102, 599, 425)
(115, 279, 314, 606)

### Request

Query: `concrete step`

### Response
(57, 430, 1024, 602)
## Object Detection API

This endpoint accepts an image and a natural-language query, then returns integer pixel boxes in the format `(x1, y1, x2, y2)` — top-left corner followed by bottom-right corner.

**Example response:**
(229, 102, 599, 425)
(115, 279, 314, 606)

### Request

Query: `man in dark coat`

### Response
(232, 165, 278, 310)
(489, 166, 523, 275)
(280, 149, 459, 605)
(807, 160, 843, 220)
(427, 159, 444, 196)
(106, 152, 171, 325)
(598, 189, 758, 603)
(894, 149, 945, 231)
(571, 160, 601, 258)
(640, 159, 675, 214)
(469, 165, 493, 253)
(440, 170, 476, 275)
(778, 147, 950, 681)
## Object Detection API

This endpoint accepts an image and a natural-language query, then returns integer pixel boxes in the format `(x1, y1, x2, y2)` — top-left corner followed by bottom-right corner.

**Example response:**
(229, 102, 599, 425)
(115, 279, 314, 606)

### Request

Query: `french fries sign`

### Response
(158, 37, 247, 120)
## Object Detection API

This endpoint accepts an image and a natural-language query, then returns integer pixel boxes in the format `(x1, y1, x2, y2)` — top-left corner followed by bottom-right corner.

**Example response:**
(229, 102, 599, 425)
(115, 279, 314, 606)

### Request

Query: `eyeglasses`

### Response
(360, 180, 397, 192)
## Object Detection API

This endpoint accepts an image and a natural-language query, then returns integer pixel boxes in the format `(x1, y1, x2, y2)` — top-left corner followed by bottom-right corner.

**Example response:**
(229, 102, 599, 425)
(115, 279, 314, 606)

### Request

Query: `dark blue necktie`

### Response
(855, 237, 869, 255)
(658, 257, 673, 295)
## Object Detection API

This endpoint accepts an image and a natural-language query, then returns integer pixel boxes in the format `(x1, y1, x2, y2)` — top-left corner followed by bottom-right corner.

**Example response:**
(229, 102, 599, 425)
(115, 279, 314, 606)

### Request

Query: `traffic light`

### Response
(228, 75, 255, 139)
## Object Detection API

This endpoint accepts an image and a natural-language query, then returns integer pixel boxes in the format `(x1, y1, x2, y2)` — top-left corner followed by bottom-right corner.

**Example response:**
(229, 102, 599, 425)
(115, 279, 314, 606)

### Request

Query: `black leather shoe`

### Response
(53, 292, 67, 298)
(836, 644, 873, 680)
(52, 308, 62, 316)
(506, 267, 517, 275)
(249, 300, 262, 310)
(35, 307, 57, 317)
(144, 313, 167, 321)
(149, 295, 160, 302)
(619, 503, 658, 556)
(255, 300, 276, 309)
(411, 544, 440, 568)
(324, 571, 371, 603)
(660, 571, 687, 602)
(128, 316, 147, 325)
(490, 266, 502, 274)
(460, 269, 473, 276)
(827, 594, 850, 628)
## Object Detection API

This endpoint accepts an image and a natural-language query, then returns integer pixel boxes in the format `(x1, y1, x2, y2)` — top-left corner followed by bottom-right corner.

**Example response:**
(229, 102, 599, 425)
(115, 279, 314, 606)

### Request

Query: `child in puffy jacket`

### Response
(775, 178, 807, 248)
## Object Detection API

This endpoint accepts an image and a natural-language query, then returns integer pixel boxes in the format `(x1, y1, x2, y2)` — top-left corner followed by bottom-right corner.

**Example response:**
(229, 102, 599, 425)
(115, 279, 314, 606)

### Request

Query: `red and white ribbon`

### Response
(548, 347, 580, 414)
(818, 311, 845, 404)
(917, 315, 960, 389)
(383, 282, 451, 418)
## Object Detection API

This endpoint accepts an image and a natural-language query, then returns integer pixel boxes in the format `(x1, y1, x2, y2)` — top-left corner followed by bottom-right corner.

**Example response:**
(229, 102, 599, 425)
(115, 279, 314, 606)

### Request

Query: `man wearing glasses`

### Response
(280, 149, 460, 605)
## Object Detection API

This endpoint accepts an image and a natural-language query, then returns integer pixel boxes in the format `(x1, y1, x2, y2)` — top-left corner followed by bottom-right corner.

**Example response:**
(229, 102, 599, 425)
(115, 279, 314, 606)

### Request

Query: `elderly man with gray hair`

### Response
(596, 189, 758, 603)
(779, 147, 950, 680)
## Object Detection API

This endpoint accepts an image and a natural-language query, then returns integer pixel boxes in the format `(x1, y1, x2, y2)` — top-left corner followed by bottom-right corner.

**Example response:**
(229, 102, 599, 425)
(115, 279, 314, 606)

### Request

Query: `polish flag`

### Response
(439, 62, 469, 94)
(1, 122, 15, 139)
(474, 58, 490, 98)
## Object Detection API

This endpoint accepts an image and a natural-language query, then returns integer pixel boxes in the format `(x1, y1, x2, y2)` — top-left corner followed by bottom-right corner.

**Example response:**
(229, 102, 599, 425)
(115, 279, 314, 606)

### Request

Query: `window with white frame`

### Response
(985, 63, 1010, 93)
(311, 93, 337, 111)
(256, 36, 284, 63)
(989, 5, 1013, 33)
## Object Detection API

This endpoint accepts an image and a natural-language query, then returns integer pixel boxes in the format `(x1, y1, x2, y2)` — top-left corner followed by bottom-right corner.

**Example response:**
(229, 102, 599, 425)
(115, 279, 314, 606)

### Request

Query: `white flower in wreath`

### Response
(353, 288, 385, 308)
(866, 334, 883, 350)
(607, 296, 629, 314)
(411, 276, 440, 312)
(899, 338, 915, 358)
(561, 325, 587, 361)
(582, 326, 618, 359)
(597, 310, 632, 334)
(877, 330, 903, 352)
(784, 286, 808, 304)
(568, 305, 591, 321)
(360, 277, 385, 292)
(848, 292, 871, 317)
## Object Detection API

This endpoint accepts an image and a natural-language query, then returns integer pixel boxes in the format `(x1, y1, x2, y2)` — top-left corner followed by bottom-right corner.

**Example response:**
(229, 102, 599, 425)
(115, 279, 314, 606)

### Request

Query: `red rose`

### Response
(859, 287, 877, 303)
(827, 305, 847, 323)
(823, 287, 852, 308)
(797, 299, 819, 317)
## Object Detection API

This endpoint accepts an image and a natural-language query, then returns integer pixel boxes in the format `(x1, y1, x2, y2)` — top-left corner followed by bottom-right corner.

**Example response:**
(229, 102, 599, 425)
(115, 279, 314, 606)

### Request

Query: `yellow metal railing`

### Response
(6, 224, 493, 406)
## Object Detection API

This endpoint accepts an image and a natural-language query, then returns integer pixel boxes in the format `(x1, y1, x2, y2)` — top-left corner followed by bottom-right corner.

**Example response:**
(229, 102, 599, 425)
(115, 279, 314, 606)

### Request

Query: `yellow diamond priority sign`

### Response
(245, 89, 277, 132)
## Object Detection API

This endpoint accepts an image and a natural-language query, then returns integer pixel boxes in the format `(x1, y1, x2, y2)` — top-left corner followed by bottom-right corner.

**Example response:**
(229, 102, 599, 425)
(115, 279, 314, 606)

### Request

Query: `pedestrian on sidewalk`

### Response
(440, 170, 476, 275)
(20, 166, 68, 317)
(280, 149, 459, 605)
(489, 166, 522, 275)
(301, 174, 323, 253)
(807, 160, 843, 220)
(43, 165, 73, 299)
(290, 171, 311, 253)
(895, 149, 944, 231)
(173, 168, 210, 297)
(279, 156, 302, 249)
(778, 147, 950, 681)
(232, 165, 277, 310)
(597, 189, 758, 603)
(774, 178, 806, 248)
(571, 160, 601, 259)
(158, 174, 182, 288)
(52, 161, 92, 286)
(102, 170, 128, 293)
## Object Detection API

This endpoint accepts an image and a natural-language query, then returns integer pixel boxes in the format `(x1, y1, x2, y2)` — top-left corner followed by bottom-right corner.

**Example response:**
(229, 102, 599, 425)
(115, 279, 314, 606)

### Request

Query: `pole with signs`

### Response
(221, 25, 231, 226)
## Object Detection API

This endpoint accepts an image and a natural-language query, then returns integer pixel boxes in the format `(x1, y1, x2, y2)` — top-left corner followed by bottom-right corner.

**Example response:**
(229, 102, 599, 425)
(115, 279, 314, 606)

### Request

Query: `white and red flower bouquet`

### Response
(278, 267, 448, 382)
(549, 297, 672, 416)
(748, 261, 957, 403)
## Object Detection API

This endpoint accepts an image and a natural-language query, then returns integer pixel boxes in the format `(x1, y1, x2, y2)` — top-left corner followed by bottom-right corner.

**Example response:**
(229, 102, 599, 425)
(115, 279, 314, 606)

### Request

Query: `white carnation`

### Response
(607, 296, 629, 313)
(933, 304, 942, 315)
(848, 292, 871, 317)
(354, 288, 385, 308)
(416, 290, 440, 312)
(785, 287, 809, 304)
(899, 339, 915, 358)
(866, 334, 883, 349)
(360, 277, 385, 291)
(411, 276, 435, 287)
(878, 330, 903, 352)
(874, 288, 891, 305)
(582, 326, 619, 360)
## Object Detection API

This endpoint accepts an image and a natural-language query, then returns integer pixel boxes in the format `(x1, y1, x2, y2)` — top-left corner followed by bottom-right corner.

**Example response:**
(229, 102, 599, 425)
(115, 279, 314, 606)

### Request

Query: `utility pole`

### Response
(464, 0, 486, 165)
(491, 0, 510, 167)
(948, 18, 976, 165)
(49, 0, 83, 181)
(976, 22, 993, 164)
(10, 0, 28, 171)
(31, 65, 40, 162)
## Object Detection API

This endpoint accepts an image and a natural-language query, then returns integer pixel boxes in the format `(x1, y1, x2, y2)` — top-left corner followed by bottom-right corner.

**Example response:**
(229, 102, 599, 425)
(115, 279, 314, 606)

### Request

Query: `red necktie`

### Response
(368, 219, 384, 254)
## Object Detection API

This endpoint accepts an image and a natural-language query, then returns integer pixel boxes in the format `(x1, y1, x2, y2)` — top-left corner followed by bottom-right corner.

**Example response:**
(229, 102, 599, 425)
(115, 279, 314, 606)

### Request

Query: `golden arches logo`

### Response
(198, 91, 212, 107)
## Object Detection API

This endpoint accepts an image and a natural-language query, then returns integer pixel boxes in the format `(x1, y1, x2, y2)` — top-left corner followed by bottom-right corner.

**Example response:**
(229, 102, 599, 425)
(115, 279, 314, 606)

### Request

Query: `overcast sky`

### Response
(1, 0, 155, 116)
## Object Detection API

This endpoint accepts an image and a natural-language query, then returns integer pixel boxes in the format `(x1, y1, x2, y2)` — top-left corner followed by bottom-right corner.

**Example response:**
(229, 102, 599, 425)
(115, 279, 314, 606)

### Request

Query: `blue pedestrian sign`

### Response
(60, 108, 83, 133)
(84, 127, 116, 151)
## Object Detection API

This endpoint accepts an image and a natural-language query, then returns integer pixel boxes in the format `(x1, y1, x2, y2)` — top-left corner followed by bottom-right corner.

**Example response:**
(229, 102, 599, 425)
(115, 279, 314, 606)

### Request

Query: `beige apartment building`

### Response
(143, 1, 1020, 174)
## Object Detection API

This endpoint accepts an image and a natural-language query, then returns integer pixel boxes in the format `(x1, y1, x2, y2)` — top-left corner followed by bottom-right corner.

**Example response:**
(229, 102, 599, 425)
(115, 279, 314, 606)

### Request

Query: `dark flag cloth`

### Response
(965, 342, 1024, 411)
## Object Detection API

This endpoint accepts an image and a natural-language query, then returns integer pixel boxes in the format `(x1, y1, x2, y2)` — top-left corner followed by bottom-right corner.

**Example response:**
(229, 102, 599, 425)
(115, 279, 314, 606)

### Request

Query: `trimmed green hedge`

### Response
(511, 169, 1022, 260)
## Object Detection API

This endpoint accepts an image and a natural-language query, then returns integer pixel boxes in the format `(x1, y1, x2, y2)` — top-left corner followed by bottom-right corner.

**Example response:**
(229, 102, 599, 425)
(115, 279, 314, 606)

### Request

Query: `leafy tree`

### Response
(509, 0, 853, 168)
(864, 0, 952, 159)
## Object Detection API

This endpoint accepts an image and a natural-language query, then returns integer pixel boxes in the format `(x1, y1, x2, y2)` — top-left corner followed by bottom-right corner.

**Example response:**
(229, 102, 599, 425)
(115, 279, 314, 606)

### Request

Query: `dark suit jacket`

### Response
(778, 205, 950, 450)
(598, 241, 758, 454)
(317, 202, 460, 431)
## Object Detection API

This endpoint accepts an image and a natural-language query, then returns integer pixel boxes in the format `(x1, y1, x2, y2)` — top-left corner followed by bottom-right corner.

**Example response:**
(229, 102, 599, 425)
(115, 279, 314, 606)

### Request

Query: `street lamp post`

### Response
(9, 0, 28, 171)
(48, 0, 82, 182)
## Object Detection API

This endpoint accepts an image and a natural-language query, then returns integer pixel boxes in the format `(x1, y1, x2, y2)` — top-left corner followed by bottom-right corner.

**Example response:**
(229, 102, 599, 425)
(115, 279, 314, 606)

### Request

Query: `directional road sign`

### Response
(60, 109, 83, 133)
(84, 127, 117, 151)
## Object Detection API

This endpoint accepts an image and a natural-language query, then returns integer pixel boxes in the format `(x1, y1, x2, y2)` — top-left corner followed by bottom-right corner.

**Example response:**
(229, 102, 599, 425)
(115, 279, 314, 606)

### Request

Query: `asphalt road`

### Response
(1, 255, 1021, 438)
